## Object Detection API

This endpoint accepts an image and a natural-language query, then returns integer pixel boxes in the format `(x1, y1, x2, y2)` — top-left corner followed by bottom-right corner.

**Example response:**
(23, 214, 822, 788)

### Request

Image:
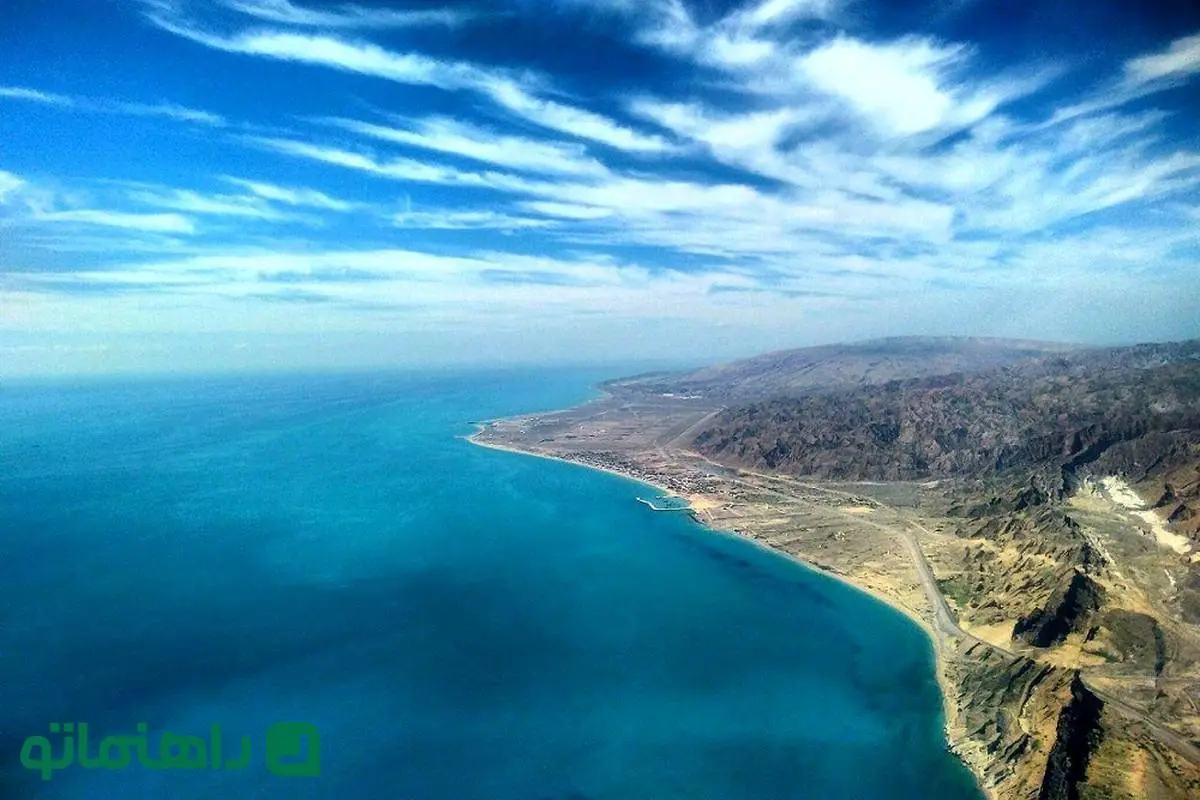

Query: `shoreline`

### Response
(465, 425, 984, 796)
(466, 425, 944, 652)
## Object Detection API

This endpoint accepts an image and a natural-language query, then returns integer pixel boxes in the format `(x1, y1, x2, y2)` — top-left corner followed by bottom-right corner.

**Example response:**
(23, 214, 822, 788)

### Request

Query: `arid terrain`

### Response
(471, 338, 1200, 800)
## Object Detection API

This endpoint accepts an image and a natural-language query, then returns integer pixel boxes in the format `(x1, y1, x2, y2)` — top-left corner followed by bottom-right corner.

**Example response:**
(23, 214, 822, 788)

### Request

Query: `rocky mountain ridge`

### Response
(689, 340, 1200, 493)
(606, 336, 1081, 401)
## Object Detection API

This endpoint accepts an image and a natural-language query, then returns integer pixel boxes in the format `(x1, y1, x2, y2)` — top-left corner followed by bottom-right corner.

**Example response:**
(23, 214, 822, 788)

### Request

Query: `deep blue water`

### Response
(0, 369, 981, 799)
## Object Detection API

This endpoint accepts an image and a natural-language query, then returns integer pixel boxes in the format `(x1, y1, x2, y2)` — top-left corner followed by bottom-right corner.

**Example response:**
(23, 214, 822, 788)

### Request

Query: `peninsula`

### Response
(471, 337, 1200, 800)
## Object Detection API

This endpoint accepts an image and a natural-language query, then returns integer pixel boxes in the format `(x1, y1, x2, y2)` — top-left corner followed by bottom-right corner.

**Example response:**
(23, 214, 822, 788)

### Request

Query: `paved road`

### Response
(896, 519, 1200, 766)
(679, 456, 1200, 767)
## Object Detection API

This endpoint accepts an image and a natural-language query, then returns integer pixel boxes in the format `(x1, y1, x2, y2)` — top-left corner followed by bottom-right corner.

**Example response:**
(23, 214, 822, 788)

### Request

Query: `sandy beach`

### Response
(466, 424, 975, 791)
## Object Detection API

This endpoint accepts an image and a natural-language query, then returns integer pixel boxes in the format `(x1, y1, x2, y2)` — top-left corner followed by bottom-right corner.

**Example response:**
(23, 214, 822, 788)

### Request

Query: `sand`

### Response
(1100, 476, 1193, 555)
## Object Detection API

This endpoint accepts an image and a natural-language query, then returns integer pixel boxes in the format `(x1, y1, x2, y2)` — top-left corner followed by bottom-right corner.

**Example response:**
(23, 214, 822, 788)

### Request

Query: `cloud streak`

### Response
(0, 86, 74, 106)
(33, 209, 197, 234)
(0, 84, 224, 125)
(218, 0, 477, 29)
(220, 177, 357, 211)
(3, 1, 1199, 374)
(321, 116, 610, 177)
(142, 6, 668, 151)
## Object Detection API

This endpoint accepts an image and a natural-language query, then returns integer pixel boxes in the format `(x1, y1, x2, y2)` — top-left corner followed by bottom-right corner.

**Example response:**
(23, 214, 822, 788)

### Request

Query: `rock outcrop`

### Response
(1038, 675, 1105, 800)
(1014, 573, 1107, 648)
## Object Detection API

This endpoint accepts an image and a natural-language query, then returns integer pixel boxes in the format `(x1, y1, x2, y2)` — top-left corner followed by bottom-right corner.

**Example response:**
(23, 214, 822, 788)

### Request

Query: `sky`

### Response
(1, 0, 1199, 376)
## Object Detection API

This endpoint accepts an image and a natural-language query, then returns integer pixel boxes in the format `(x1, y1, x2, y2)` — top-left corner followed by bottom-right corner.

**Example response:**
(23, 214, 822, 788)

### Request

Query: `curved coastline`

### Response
(465, 423, 987, 799)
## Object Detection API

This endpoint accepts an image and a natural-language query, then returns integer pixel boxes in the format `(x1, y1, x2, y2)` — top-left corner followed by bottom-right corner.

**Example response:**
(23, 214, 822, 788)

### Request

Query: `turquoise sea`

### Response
(0, 368, 982, 799)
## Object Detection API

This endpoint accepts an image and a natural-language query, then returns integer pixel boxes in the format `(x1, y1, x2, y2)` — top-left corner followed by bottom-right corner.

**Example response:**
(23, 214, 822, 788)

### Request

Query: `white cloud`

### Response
(4, 0, 1197, 372)
(630, 99, 827, 185)
(34, 209, 197, 234)
(1046, 31, 1200, 126)
(0, 170, 26, 203)
(514, 172, 955, 256)
(393, 210, 554, 231)
(219, 0, 474, 29)
(244, 135, 533, 191)
(1123, 32, 1200, 87)
(735, 0, 841, 28)
(117, 102, 225, 126)
(144, 13, 670, 152)
(626, 0, 837, 71)
(612, 3, 1049, 157)
(0, 85, 223, 125)
(521, 201, 614, 220)
(798, 37, 1010, 137)
(324, 117, 611, 176)
(127, 188, 287, 219)
(0, 86, 74, 106)
(869, 110, 1200, 233)
(44, 247, 676, 292)
(214, 30, 467, 86)
(479, 78, 670, 153)
(221, 177, 356, 211)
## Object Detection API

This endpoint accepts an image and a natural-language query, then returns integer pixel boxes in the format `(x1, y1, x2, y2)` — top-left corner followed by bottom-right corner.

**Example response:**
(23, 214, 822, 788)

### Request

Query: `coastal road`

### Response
(675, 455, 1200, 767)
(882, 517, 1200, 766)
(893, 522, 995, 653)
(675, 453, 1008, 657)
(896, 519, 1200, 765)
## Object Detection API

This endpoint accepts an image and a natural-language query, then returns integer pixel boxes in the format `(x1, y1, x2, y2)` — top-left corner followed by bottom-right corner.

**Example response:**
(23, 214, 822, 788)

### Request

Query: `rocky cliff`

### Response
(1038, 675, 1105, 800)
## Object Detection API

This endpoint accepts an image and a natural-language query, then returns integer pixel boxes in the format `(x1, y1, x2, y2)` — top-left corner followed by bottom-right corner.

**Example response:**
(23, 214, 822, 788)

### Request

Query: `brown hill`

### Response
(690, 340, 1200, 551)
(607, 336, 1080, 401)
(690, 341, 1200, 482)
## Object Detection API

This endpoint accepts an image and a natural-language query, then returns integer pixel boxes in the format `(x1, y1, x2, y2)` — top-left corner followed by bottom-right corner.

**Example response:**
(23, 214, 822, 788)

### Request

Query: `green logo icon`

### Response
(265, 722, 320, 778)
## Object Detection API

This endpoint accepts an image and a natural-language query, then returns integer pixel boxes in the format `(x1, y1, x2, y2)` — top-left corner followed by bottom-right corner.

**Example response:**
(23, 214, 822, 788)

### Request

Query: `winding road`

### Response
(678, 452, 1200, 767)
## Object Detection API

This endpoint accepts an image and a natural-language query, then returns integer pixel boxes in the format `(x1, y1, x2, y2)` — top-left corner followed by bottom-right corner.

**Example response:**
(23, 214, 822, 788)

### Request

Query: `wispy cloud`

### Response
(219, 0, 476, 29)
(142, 7, 669, 151)
(126, 188, 289, 219)
(0, 170, 26, 203)
(731, 0, 842, 28)
(0, 84, 224, 125)
(220, 177, 356, 211)
(15, 246, 777, 330)
(1123, 32, 1200, 87)
(34, 209, 197, 234)
(118, 102, 225, 125)
(519, 201, 613, 221)
(619, 0, 836, 69)
(477, 78, 670, 153)
(392, 210, 554, 231)
(242, 135, 532, 190)
(1049, 32, 1200, 125)
(0, 86, 74, 106)
(5, 1, 1200, 372)
(613, 3, 1046, 142)
(157, 27, 483, 88)
(321, 116, 610, 177)
(241, 126, 955, 252)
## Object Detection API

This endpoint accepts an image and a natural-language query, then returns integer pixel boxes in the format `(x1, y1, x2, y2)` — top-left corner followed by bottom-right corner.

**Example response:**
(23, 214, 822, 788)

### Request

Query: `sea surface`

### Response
(0, 368, 982, 799)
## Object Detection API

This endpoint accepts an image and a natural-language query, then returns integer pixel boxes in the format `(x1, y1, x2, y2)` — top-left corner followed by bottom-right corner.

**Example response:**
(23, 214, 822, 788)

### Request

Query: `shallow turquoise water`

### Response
(0, 368, 981, 799)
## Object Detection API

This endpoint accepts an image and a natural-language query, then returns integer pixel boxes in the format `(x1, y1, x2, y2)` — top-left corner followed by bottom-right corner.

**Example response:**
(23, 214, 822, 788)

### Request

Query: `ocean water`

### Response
(0, 368, 982, 800)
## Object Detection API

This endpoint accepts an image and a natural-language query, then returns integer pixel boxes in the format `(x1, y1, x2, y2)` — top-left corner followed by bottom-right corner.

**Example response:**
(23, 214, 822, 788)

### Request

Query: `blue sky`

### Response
(1, 0, 1199, 375)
